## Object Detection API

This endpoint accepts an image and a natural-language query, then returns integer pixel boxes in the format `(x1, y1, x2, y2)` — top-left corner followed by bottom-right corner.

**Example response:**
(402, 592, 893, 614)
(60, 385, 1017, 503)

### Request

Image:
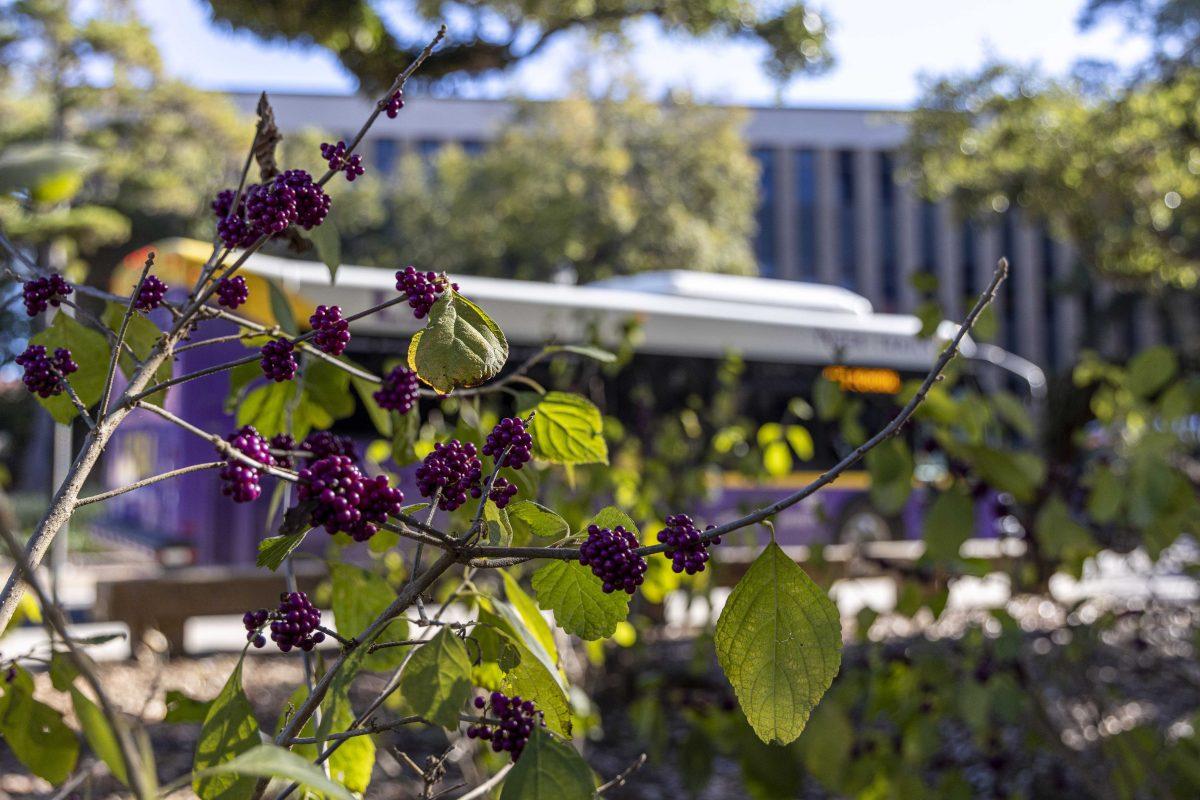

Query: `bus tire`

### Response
(832, 498, 900, 544)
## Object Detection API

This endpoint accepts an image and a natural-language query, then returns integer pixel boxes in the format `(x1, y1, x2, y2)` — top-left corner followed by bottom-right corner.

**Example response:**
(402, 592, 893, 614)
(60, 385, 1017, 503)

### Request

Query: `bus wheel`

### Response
(833, 498, 898, 544)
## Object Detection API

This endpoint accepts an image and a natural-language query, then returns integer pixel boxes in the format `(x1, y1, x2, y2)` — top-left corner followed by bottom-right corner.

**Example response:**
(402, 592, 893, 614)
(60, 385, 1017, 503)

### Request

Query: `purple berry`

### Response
(245, 178, 295, 236)
(353, 475, 405, 542)
(297, 455, 365, 536)
(415, 440, 482, 511)
(134, 275, 168, 311)
(15, 345, 77, 398)
(384, 89, 404, 118)
(213, 186, 260, 249)
(320, 140, 365, 182)
(269, 433, 297, 469)
(579, 524, 647, 594)
(243, 592, 324, 652)
(280, 169, 331, 230)
(309, 304, 350, 356)
(482, 417, 533, 470)
(373, 366, 419, 414)
(22, 274, 72, 316)
(657, 514, 720, 575)
(472, 476, 518, 509)
(465, 692, 543, 762)
(259, 339, 297, 382)
(301, 430, 358, 464)
(216, 276, 249, 309)
(219, 426, 274, 503)
(395, 266, 456, 319)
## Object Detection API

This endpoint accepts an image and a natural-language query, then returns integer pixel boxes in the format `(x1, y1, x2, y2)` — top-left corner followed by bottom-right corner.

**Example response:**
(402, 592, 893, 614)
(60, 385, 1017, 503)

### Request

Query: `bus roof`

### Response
(234, 253, 954, 371)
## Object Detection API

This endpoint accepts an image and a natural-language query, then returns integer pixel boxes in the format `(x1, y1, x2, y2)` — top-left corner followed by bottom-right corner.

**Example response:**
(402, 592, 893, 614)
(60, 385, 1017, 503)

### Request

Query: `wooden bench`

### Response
(93, 562, 326, 656)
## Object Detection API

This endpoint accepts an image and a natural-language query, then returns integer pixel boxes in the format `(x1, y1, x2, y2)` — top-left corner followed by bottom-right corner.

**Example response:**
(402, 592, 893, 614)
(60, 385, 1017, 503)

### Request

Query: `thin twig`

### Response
(100, 251, 156, 415)
(453, 764, 513, 800)
(285, 715, 426, 746)
(597, 753, 648, 794)
(74, 462, 224, 507)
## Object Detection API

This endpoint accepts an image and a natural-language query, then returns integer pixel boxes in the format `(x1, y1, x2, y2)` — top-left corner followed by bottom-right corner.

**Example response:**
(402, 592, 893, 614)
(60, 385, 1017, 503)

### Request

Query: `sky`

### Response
(137, 0, 1149, 108)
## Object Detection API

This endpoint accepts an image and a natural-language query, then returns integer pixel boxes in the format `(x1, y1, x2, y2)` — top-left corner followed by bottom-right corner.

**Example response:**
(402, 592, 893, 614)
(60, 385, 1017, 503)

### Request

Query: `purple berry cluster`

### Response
(260, 339, 298, 382)
(309, 305, 351, 355)
(212, 170, 330, 248)
(320, 141, 365, 182)
(243, 591, 325, 652)
(373, 366, 420, 414)
(301, 430, 358, 464)
(395, 266, 456, 319)
(657, 514, 720, 575)
(579, 524, 647, 594)
(134, 275, 168, 311)
(472, 476, 518, 509)
(384, 89, 404, 118)
(216, 276, 249, 309)
(22, 274, 72, 316)
(297, 456, 402, 541)
(16, 345, 77, 398)
(482, 417, 533, 470)
(269, 433, 297, 468)
(218, 426, 275, 503)
(415, 440, 482, 511)
(466, 692, 543, 762)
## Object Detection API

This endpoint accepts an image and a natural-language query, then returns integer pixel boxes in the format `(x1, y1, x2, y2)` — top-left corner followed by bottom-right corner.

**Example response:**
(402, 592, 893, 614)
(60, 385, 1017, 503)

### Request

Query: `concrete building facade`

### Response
(230, 92, 1153, 372)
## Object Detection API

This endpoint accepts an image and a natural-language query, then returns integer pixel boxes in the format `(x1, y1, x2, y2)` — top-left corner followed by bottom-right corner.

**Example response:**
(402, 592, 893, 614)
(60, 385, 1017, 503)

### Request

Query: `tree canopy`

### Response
(201, 0, 833, 93)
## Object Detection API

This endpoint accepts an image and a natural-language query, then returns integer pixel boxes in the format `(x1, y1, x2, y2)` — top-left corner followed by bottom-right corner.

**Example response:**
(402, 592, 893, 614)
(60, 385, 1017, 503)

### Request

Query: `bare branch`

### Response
(74, 462, 224, 507)
(100, 251, 156, 415)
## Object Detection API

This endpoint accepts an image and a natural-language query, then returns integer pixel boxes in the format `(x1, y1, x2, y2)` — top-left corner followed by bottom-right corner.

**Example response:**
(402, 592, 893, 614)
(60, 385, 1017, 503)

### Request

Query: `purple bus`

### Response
(99, 241, 1044, 563)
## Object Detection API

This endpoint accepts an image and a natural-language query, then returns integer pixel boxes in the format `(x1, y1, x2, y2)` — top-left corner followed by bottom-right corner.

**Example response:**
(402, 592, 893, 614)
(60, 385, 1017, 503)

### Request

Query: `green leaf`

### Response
(409, 293, 508, 394)
(866, 438, 913, 516)
(391, 409, 420, 465)
(164, 689, 214, 724)
(398, 628, 474, 729)
(330, 563, 409, 671)
(102, 302, 171, 406)
(1087, 465, 1123, 524)
(545, 344, 617, 363)
(1035, 496, 1096, 563)
(48, 651, 79, 691)
(71, 687, 129, 786)
(237, 380, 297, 438)
(1126, 345, 1177, 398)
(483, 500, 514, 547)
(990, 391, 1035, 439)
(322, 687, 374, 794)
(502, 647, 572, 738)
(195, 745, 354, 800)
(306, 213, 341, 281)
(351, 374, 391, 437)
(29, 312, 111, 424)
(964, 446, 1045, 503)
(266, 278, 297, 335)
(193, 655, 262, 800)
(501, 572, 558, 667)
(714, 542, 842, 745)
(499, 728, 595, 800)
(585, 506, 639, 537)
(0, 670, 79, 784)
(528, 392, 608, 465)
(506, 501, 570, 543)
(0, 142, 97, 202)
(922, 486, 975, 561)
(812, 376, 844, 422)
(256, 531, 308, 570)
(531, 560, 630, 640)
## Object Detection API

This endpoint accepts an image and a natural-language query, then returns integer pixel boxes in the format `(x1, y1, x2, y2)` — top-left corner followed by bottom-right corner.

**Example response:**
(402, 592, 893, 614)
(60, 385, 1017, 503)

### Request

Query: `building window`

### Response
(1041, 232, 1059, 369)
(961, 218, 977, 300)
(752, 148, 778, 277)
(920, 200, 938, 274)
(375, 139, 399, 174)
(460, 139, 486, 156)
(794, 149, 818, 280)
(837, 150, 857, 290)
(878, 152, 898, 308)
(418, 139, 444, 163)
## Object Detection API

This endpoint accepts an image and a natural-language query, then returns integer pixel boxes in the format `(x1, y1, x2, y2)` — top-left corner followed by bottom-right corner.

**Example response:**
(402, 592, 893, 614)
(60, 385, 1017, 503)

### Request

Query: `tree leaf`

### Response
(237, 380, 297, 438)
(29, 312, 111, 424)
(714, 542, 842, 745)
(501, 572, 558, 667)
(193, 655, 262, 800)
(409, 293, 508, 393)
(1126, 345, 1177, 398)
(922, 486, 975, 561)
(482, 500, 514, 547)
(319, 684, 374, 793)
(865, 438, 913, 516)
(531, 560, 629, 641)
(0, 668, 79, 784)
(71, 687, 129, 786)
(48, 651, 79, 691)
(0, 142, 97, 201)
(164, 689, 214, 724)
(964, 446, 1045, 503)
(256, 531, 308, 570)
(195, 745, 354, 800)
(398, 628, 473, 729)
(265, 278, 297, 335)
(502, 647, 572, 738)
(585, 506, 639, 537)
(499, 728, 595, 800)
(351, 373, 391, 437)
(330, 563, 409, 671)
(102, 302, 171, 406)
(506, 501, 570, 543)
(545, 344, 617, 363)
(528, 392, 608, 465)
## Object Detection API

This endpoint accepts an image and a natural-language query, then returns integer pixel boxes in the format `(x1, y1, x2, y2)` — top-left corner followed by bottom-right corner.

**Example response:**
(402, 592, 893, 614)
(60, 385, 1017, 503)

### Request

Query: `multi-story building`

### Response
(229, 92, 1159, 372)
